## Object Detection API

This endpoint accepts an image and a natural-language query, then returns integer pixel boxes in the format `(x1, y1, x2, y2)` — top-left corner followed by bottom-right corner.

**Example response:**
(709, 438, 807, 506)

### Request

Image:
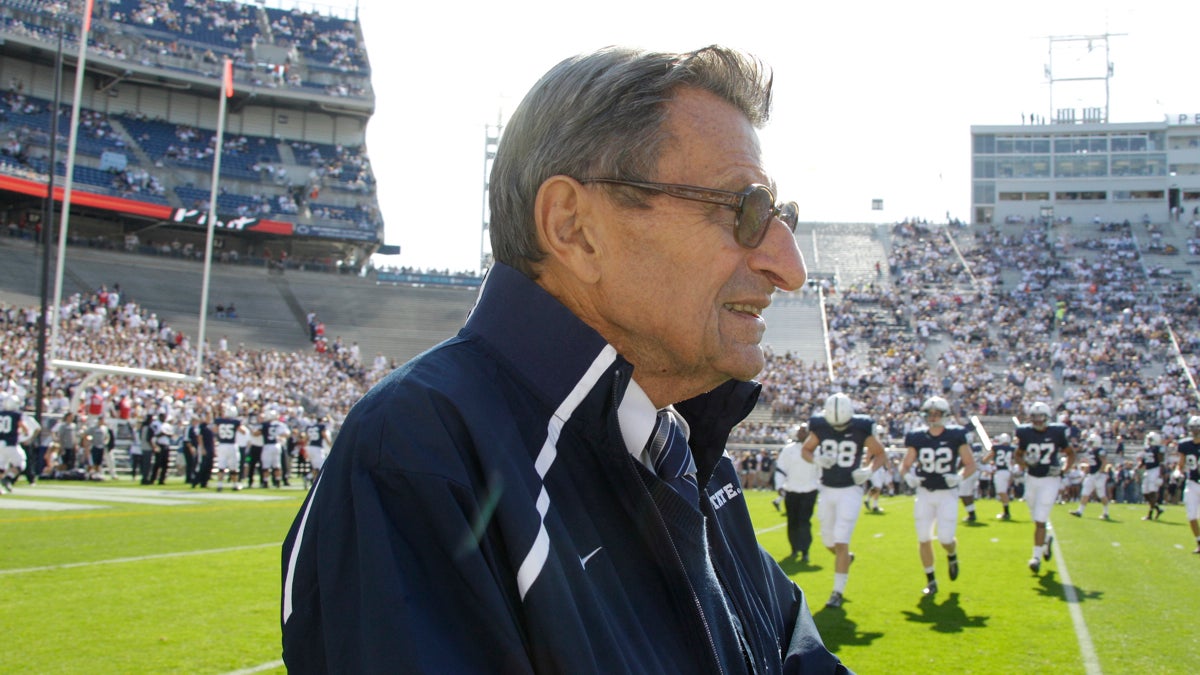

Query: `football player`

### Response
(898, 396, 976, 596)
(1014, 401, 1075, 574)
(213, 405, 248, 491)
(959, 442, 985, 523)
(864, 429, 892, 513)
(304, 414, 333, 489)
(0, 393, 31, 493)
(260, 405, 290, 488)
(1174, 416, 1200, 553)
(1138, 430, 1166, 521)
(801, 392, 887, 609)
(1070, 434, 1110, 520)
(985, 432, 1016, 520)
(244, 410, 265, 488)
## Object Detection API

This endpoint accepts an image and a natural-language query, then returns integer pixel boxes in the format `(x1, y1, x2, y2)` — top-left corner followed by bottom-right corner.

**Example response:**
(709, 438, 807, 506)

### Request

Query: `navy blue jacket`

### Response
(281, 263, 847, 674)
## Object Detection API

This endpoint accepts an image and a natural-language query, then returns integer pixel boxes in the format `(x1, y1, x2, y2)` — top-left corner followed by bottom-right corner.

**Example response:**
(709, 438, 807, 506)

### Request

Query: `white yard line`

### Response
(221, 660, 284, 675)
(0, 484, 295, 511)
(4, 488, 203, 506)
(31, 484, 293, 501)
(1051, 530, 1102, 675)
(0, 542, 279, 576)
(0, 498, 102, 511)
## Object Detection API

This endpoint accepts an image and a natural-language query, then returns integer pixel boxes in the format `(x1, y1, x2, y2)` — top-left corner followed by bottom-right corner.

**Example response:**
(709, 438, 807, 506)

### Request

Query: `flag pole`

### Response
(196, 58, 232, 381)
(49, 0, 95, 361)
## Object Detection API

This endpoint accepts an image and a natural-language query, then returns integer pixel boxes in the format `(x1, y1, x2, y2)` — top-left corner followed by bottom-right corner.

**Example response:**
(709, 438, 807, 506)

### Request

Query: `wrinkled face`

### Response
(588, 88, 806, 395)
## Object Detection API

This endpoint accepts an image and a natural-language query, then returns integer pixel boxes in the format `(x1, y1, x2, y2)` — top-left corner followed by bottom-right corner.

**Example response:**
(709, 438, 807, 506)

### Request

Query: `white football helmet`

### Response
(0, 393, 20, 411)
(1028, 401, 1052, 428)
(824, 393, 854, 430)
(1087, 434, 1103, 448)
(920, 396, 950, 421)
(224, 404, 238, 418)
(1188, 416, 1200, 434)
(1145, 431, 1163, 447)
(996, 432, 1011, 445)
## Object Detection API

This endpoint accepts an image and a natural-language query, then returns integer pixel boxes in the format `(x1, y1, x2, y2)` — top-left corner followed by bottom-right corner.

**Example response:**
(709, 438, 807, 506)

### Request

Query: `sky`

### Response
(302, 0, 1200, 273)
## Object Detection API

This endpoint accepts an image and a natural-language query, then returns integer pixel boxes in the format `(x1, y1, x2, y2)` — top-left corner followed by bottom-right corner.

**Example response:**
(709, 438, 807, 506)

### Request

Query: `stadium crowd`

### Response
(0, 281, 384, 487)
(732, 218, 1200, 466)
(3, 214, 1200, 496)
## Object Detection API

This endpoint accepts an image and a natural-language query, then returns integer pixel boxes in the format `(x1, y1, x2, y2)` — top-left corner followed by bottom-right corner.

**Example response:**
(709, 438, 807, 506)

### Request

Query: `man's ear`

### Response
(534, 175, 600, 283)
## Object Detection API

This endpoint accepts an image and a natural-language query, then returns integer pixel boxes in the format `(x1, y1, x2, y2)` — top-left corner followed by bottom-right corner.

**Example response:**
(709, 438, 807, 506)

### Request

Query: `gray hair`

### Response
(489, 45, 774, 278)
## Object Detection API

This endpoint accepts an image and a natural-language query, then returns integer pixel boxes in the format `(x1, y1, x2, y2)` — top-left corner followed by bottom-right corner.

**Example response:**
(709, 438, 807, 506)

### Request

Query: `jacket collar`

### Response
(461, 263, 613, 413)
(462, 262, 761, 478)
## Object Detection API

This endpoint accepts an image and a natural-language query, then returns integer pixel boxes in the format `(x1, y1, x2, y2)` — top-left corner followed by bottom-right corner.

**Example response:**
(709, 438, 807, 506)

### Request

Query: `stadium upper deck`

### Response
(0, 0, 382, 267)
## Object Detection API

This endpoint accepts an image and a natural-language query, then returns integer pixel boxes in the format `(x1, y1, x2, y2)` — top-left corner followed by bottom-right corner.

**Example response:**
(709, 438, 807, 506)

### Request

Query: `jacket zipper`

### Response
(610, 369, 725, 674)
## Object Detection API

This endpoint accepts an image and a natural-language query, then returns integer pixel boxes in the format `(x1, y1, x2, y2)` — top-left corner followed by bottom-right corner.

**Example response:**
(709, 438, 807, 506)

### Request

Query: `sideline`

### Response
(0, 542, 279, 576)
(1050, 529, 1102, 675)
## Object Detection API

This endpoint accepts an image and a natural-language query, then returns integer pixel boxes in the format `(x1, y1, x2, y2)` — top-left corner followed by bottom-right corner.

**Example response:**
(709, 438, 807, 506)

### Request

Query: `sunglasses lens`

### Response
(739, 186, 775, 247)
(780, 202, 799, 232)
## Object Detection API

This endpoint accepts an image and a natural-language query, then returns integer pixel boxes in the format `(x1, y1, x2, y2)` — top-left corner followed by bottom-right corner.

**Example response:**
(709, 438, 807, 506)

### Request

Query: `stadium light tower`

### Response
(1044, 33, 1124, 124)
(480, 117, 501, 272)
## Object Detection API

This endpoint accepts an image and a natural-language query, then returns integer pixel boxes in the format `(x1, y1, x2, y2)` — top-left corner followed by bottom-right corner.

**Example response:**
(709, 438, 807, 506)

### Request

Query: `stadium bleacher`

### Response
(0, 0, 380, 245)
(0, 235, 475, 363)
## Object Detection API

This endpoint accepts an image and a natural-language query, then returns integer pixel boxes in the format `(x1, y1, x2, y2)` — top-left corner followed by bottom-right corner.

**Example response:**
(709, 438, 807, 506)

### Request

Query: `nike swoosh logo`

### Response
(579, 546, 603, 569)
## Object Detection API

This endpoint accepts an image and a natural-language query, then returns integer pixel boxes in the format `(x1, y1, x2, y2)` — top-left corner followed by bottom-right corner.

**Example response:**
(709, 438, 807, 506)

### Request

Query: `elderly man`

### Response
(281, 46, 846, 673)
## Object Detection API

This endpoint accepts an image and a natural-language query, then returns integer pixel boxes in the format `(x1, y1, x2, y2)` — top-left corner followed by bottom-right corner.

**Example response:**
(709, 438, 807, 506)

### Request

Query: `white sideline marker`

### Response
(0, 542, 279, 576)
(1050, 532, 1102, 675)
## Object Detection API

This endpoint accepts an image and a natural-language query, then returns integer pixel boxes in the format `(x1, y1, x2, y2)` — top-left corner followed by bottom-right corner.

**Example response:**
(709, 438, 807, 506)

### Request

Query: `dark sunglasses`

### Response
(580, 178, 798, 248)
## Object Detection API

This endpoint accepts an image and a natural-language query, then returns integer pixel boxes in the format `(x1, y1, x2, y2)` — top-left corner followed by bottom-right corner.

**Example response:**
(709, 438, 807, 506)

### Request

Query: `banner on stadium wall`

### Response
(376, 271, 482, 288)
(0, 170, 380, 243)
(293, 223, 377, 242)
(168, 208, 294, 236)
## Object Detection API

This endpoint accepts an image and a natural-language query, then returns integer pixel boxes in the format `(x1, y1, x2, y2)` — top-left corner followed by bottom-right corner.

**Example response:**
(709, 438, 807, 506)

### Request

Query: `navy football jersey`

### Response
(306, 423, 327, 449)
(263, 421, 278, 445)
(991, 443, 1015, 471)
(1140, 446, 1162, 470)
(809, 413, 875, 488)
(1016, 423, 1071, 478)
(1064, 423, 1082, 446)
(264, 420, 289, 445)
(904, 424, 969, 491)
(1178, 439, 1200, 483)
(214, 417, 240, 445)
(1080, 445, 1106, 475)
(0, 411, 20, 446)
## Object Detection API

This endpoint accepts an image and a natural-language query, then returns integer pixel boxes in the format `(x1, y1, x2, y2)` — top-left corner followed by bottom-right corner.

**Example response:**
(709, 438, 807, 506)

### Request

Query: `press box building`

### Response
(971, 114, 1200, 226)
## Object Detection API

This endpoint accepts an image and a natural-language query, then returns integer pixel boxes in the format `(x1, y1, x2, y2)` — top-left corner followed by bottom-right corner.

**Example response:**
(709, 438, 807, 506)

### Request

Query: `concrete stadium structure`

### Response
(971, 118, 1200, 227)
(0, 0, 383, 268)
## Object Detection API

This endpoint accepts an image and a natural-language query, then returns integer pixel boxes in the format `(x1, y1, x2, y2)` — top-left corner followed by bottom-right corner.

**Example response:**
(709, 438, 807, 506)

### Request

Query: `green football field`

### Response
(2, 481, 1196, 673)
(746, 489, 1199, 674)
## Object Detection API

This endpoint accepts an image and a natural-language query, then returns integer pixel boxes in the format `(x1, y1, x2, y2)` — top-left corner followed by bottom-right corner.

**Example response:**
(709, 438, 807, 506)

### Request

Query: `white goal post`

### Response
(51, 359, 204, 415)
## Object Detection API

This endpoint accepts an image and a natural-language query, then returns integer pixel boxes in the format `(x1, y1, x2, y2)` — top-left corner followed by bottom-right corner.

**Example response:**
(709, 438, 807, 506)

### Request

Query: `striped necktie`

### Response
(647, 410, 699, 505)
